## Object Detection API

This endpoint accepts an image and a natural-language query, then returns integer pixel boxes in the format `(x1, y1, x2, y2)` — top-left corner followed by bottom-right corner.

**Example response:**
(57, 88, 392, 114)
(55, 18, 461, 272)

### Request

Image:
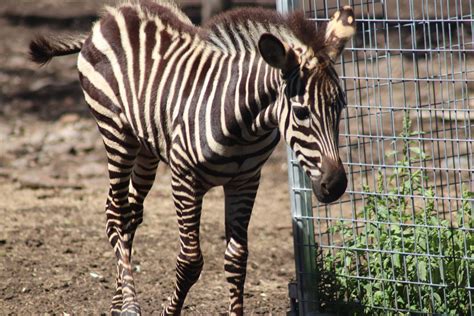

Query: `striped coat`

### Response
(29, 1, 355, 314)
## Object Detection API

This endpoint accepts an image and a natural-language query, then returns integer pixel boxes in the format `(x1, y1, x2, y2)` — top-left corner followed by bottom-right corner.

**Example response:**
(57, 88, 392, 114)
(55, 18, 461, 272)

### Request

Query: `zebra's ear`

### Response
(258, 33, 298, 73)
(324, 6, 356, 61)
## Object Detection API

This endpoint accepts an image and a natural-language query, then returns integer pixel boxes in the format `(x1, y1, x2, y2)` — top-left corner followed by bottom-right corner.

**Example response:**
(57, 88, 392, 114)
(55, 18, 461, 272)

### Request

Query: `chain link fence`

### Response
(280, 0, 474, 315)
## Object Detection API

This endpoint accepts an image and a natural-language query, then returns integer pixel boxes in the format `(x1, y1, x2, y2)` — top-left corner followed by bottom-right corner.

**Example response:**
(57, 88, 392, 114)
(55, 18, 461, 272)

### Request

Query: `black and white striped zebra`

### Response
(29, 1, 355, 314)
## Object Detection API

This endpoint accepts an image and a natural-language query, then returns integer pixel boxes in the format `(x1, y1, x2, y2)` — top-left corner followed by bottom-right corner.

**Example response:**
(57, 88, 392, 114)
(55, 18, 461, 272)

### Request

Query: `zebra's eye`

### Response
(293, 105, 310, 121)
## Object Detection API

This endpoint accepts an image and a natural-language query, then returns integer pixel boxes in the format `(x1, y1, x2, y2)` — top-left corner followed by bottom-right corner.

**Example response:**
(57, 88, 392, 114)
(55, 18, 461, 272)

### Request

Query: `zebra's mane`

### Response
(201, 8, 328, 56)
(137, 0, 194, 26)
(108, 0, 196, 34)
(110, 2, 328, 58)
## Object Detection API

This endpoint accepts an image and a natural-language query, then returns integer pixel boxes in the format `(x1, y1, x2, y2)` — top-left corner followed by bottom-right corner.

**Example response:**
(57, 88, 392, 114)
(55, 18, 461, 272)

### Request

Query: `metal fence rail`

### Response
(280, 0, 474, 315)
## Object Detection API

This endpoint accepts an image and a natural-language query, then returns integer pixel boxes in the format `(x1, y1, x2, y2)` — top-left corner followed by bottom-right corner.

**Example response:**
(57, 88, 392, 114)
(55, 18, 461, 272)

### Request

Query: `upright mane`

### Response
(105, 0, 196, 35)
(106, 2, 329, 58)
(201, 8, 328, 56)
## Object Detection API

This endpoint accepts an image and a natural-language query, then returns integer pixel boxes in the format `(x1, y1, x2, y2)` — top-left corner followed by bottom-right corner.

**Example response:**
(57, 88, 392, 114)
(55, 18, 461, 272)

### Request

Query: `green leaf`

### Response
(344, 255, 352, 269)
(432, 292, 442, 305)
(393, 253, 401, 269)
(418, 261, 428, 281)
(409, 146, 426, 159)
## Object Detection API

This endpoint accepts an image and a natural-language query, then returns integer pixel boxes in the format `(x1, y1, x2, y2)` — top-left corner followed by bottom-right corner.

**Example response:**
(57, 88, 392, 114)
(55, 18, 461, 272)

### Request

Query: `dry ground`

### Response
(0, 1, 294, 314)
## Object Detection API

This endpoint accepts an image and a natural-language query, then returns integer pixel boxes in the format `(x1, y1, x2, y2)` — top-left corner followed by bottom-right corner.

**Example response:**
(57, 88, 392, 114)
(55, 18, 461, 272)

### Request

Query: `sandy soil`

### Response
(0, 1, 294, 314)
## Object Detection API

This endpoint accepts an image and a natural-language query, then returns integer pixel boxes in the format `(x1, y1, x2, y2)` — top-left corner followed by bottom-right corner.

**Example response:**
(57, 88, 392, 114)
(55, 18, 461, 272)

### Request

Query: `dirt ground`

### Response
(0, 1, 294, 314)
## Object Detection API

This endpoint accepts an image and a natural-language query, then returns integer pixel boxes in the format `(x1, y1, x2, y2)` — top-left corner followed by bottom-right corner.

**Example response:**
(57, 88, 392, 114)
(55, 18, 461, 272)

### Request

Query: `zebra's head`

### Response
(258, 7, 356, 203)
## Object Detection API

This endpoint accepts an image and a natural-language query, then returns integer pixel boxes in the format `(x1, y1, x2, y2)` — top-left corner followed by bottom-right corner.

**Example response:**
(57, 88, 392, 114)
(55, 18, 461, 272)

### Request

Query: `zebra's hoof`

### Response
(120, 312, 140, 316)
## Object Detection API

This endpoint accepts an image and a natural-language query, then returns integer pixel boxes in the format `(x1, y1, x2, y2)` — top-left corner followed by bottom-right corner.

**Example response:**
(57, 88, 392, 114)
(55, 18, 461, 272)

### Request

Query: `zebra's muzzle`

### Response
(311, 156, 347, 203)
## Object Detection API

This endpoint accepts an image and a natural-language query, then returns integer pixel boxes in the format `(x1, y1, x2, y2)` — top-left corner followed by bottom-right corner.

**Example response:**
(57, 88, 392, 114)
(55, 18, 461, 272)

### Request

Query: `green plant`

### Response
(320, 116, 474, 315)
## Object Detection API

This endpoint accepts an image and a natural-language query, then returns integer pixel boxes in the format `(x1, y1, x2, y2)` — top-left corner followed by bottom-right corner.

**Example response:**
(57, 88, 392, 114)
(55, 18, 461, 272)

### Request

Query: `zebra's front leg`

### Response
(224, 174, 260, 316)
(162, 172, 206, 316)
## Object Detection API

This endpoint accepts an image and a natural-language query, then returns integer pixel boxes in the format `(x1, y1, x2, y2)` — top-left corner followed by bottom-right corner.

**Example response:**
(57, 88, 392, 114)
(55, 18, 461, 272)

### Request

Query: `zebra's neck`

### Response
(201, 18, 299, 143)
(202, 7, 303, 56)
(223, 51, 284, 143)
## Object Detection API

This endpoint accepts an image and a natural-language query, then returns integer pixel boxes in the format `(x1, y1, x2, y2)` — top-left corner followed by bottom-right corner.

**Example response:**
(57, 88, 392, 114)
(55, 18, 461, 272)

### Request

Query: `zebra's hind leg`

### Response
(101, 131, 144, 316)
(162, 171, 206, 316)
(223, 174, 260, 316)
(120, 148, 159, 313)
(128, 148, 160, 233)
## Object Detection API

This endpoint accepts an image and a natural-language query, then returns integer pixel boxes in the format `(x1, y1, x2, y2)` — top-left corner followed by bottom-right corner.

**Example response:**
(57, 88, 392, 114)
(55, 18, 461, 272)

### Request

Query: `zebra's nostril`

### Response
(312, 156, 348, 203)
(320, 182, 330, 195)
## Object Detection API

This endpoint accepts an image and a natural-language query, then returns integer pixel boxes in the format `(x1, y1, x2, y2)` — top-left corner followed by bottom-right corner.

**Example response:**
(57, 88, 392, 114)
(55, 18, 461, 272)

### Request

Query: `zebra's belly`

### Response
(185, 150, 276, 187)
(179, 131, 281, 187)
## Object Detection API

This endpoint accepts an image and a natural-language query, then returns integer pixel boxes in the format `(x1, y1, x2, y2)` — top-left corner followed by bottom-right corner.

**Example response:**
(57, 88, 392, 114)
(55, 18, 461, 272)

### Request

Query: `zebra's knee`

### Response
(224, 239, 249, 284)
(225, 238, 249, 264)
(129, 202, 144, 227)
(176, 251, 204, 285)
(105, 203, 142, 238)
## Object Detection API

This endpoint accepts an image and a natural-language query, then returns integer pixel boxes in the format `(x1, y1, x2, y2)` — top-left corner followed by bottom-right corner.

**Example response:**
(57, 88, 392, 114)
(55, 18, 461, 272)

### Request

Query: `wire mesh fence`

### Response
(280, 0, 474, 315)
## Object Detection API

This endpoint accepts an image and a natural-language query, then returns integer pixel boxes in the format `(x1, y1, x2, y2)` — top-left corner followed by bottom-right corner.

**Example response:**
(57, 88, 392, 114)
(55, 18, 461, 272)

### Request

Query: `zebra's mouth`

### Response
(311, 157, 347, 203)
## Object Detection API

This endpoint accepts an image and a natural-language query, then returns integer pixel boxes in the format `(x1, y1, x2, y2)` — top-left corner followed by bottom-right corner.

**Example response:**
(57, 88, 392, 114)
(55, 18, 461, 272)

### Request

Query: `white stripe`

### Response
(138, 21, 147, 98)
(180, 41, 205, 164)
(194, 51, 219, 163)
(77, 54, 121, 111)
(232, 24, 247, 138)
(167, 34, 195, 121)
(115, 12, 143, 138)
(91, 24, 131, 131)
(220, 54, 235, 138)
(81, 90, 125, 131)
(143, 23, 165, 154)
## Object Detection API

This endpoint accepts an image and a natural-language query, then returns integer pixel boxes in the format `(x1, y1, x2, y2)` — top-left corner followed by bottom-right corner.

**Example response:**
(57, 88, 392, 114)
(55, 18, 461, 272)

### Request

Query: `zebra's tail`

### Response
(29, 33, 88, 65)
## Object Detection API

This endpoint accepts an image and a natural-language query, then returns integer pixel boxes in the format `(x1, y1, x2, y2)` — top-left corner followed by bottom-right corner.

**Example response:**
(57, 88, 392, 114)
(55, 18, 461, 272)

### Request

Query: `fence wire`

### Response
(282, 0, 474, 315)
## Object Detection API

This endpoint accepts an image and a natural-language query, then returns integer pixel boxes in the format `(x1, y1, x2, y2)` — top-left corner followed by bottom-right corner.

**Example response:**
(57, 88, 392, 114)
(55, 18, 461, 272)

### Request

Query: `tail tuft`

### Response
(29, 34, 87, 66)
(29, 35, 55, 65)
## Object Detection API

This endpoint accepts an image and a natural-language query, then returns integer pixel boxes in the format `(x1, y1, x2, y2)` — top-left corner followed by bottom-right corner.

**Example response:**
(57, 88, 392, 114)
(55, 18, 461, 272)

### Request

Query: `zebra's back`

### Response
(78, 0, 204, 163)
(78, 0, 280, 181)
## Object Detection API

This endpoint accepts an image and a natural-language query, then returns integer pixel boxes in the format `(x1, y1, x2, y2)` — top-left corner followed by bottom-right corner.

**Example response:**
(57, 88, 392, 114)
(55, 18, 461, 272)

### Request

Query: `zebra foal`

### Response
(29, 0, 355, 314)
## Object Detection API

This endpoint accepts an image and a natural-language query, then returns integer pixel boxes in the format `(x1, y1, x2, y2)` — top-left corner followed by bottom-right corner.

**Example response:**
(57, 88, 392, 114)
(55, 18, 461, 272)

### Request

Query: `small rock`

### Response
(133, 264, 141, 273)
(68, 147, 78, 156)
(89, 272, 104, 280)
